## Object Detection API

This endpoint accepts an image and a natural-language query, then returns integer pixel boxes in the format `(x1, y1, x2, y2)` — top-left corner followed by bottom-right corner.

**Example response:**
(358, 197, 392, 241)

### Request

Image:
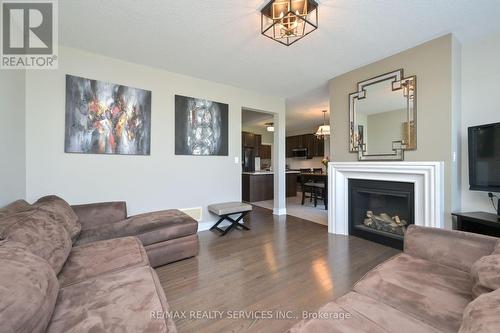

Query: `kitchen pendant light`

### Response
(261, 0, 319, 46)
(315, 110, 330, 138)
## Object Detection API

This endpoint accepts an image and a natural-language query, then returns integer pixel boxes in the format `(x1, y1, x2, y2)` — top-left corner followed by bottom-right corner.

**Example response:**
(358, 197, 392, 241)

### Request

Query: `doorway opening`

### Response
(241, 109, 276, 208)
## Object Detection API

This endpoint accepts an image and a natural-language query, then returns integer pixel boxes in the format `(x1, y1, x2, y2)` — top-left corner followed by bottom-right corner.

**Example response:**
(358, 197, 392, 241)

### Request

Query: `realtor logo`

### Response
(1, 0, 58, 69)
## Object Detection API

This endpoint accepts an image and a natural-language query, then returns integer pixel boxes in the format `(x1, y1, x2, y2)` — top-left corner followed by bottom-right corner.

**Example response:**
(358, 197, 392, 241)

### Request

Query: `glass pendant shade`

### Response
(261, 0, 319, 46)
(315, 110, 330, 138)
(315, 125, 330, 137)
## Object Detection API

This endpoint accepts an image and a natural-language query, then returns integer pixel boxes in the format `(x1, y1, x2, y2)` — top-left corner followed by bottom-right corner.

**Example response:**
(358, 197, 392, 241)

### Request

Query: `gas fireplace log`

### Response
(363, 210, 407, 235)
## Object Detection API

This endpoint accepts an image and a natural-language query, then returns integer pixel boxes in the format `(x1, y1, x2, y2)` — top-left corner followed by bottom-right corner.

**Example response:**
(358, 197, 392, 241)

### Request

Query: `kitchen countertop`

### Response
(242, 171, 300, 175)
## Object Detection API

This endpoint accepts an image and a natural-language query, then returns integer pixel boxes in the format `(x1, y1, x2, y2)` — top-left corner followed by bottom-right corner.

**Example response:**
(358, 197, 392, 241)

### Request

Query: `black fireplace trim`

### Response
(348, 179, 415, 250)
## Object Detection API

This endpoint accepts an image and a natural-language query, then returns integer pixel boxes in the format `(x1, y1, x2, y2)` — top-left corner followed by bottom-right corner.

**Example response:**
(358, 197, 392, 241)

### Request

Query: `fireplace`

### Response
(348, 179, 415, 249)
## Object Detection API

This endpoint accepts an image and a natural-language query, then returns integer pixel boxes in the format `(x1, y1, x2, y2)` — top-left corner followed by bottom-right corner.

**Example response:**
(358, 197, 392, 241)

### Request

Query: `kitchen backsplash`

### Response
(286, 157, 324, 170)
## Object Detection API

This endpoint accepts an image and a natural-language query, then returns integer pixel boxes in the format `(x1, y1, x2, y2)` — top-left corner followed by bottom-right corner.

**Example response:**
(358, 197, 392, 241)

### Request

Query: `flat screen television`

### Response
(468, 122, 500, 192)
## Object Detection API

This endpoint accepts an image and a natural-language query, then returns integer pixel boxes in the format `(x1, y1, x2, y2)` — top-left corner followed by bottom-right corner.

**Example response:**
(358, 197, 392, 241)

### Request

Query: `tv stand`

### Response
(452, 212, 500, 237)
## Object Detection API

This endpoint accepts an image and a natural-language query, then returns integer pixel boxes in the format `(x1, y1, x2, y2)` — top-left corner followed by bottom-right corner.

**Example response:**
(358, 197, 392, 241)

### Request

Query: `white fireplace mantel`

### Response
(327, 162, 444, 235)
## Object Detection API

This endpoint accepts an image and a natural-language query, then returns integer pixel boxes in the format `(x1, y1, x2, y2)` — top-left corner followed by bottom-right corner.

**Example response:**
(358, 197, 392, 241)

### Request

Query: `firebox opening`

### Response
(348, 179, 415, 249)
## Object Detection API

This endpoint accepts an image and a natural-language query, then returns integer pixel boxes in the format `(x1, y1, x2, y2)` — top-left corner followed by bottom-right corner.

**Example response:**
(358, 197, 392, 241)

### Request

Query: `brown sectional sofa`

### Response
(71, 201, 199, 267)
(291, 225, 500, 333)
(0, 196, 199, 333)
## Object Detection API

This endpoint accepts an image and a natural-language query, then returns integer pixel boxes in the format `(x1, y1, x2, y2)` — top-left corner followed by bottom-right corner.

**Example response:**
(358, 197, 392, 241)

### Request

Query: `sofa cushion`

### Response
(494, 241, 500, 255)
(458, 288, 500, 333)
(404, 225, 498, 273)
(34, 195, 81, 241)
(0, 209, 72, 274)
(471, 254, 500, 298)
(75, 209, 198, 247)
(289, 299, 385, 333)
(58, 237, 149, 287)
(46, 266, 176, 333)
(353, 253, 472, 333)
(335, 292, 442, 333)
(145, 234, 199, 267)
(0, 200, 31, 220)
(0, 240, 59, 333)
(71, 201, 128, 230)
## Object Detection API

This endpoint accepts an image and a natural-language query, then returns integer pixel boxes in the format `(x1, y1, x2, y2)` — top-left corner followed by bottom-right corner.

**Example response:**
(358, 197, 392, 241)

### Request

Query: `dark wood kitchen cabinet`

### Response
(242, 132, 262, 156)
(285, 136, 296, 157)
(310, 135, 325, 157)
(286, 134, 324, 158)
(242, 172, 299, 202)
(259, 144, 271, 159)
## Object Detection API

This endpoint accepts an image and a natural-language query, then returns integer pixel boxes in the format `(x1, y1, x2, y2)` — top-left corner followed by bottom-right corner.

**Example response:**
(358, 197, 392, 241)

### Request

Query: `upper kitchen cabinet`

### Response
(286, 134, 324, 158)
(259, 144, 272, 159)
(311, 135, 324, 157)
(286, 135, 298, 157)
(242, 131, 262, 156)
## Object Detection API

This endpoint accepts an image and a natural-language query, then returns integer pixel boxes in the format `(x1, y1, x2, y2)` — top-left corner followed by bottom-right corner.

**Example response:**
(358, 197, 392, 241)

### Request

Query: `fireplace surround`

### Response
(328, 162, 444, 238)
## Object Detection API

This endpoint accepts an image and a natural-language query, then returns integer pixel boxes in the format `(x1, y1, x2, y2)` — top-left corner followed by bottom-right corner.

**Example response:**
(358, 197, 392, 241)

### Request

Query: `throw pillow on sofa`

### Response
(459, 288, 500, 333)
(34, 195, 81, 241)
(471, 241, 500, 299)
(0, 199, 31, 219)
(0, 209, 72, 274)
(0, 240, 59, 333)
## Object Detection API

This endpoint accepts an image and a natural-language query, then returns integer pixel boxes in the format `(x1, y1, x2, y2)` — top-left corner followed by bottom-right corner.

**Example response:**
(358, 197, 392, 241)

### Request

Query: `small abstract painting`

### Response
(65, 75, 151, 155)
(175, 95, 228, 156)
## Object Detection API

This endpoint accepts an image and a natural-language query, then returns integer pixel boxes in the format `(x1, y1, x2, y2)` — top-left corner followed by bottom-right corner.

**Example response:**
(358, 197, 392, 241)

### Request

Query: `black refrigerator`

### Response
(243, 147, 255, 172)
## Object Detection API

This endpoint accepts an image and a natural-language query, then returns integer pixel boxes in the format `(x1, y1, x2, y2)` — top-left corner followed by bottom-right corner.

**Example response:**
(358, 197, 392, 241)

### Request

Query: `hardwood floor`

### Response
(156, 206, 400, 333)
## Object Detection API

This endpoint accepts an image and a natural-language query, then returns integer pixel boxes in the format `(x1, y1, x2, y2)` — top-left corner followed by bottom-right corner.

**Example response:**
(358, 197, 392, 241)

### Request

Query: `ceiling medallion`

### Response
(261, 0, 319, 46)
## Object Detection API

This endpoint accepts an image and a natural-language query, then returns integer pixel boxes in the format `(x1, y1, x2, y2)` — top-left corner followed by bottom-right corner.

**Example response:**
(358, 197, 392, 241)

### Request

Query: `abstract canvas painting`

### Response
(175, 95, 228, 156)
(65, 75, 151, 155)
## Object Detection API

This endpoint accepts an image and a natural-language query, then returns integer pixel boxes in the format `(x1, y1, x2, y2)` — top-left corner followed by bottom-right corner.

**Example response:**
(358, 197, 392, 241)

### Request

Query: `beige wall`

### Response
(25, 47, 286, 228)
(329, 34, 461, 228)
(0, 70, 26, 206)
(461, 32, 500, 213)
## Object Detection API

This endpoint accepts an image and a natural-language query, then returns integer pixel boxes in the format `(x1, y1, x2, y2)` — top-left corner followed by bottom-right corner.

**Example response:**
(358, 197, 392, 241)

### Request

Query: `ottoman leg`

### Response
(210, 217, 226, 231)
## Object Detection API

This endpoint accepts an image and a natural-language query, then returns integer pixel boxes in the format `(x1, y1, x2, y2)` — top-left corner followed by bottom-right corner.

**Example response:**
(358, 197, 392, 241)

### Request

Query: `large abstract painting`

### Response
(65, 75, 151, 155)
(175, 95, 228, 156)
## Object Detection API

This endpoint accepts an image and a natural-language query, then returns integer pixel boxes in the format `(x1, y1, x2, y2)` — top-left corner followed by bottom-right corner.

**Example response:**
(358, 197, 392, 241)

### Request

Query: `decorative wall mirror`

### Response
(349, 69, 416, 161)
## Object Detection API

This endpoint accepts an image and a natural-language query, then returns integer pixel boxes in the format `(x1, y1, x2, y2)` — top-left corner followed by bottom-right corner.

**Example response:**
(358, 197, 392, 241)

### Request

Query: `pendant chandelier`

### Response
(315, 110, 330, 138)
(261, 0, 319, 46)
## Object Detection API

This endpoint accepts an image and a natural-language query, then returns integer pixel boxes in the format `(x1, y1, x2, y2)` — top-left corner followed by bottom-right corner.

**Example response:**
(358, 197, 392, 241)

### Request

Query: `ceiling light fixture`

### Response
(315, 110, 330, 138)
(261, 0, 319, 46)
(266, 122, 275, 132)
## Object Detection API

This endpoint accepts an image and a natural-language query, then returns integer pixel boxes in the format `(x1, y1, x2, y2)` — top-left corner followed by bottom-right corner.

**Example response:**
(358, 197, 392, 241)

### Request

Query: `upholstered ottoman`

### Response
(72, 202, 199, 267)
(208, 202, 252, 236)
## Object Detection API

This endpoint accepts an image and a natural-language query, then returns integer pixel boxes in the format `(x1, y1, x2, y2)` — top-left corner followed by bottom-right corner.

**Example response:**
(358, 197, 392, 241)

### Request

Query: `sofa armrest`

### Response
(404, 225, 498, 272)
(71, 202, 127, 230)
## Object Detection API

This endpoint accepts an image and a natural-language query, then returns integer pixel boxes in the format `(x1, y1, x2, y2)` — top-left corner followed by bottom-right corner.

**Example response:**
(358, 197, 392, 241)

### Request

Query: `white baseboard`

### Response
(198, 220, 232, 232)
(273, 208, 287, 215)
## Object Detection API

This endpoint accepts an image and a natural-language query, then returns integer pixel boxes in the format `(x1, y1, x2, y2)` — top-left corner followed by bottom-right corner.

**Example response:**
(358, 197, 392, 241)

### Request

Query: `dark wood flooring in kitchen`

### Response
(155, 206, 400, 333)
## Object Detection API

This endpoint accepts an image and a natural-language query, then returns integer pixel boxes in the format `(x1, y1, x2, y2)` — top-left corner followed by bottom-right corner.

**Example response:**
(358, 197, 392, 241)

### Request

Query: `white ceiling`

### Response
(59, 0, 500, 133)
(242, 109, 274, 131)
